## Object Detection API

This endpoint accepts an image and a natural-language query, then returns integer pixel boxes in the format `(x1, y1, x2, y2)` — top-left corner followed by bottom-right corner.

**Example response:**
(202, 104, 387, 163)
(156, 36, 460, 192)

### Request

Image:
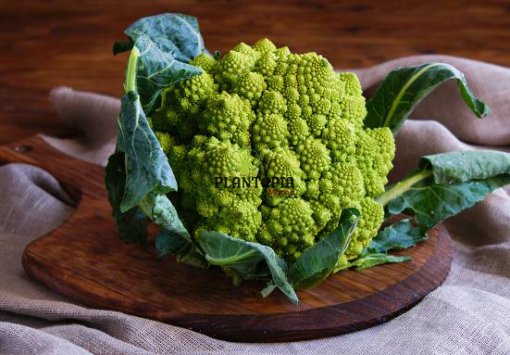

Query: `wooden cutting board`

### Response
(0, 135, 453, 343)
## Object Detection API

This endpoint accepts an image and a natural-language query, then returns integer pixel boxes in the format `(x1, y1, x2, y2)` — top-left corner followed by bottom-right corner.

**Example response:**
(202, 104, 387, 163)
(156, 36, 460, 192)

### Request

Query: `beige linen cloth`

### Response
(1, 55, 510, 355)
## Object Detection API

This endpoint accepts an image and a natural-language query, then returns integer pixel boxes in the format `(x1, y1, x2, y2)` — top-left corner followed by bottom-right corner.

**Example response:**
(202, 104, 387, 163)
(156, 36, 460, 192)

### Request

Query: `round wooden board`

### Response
(0, 136, 453, 343)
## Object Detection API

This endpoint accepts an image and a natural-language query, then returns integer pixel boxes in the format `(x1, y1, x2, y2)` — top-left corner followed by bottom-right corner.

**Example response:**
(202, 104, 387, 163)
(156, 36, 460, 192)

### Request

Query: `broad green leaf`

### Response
(114, 34, 203, 211)
(140, 193, 207, 268)
(116, 91, 177, 211)
(365, 63, 490, 134)
(156, 232, 206, 268)
(113, 14, 207, 111)
(105, 152, 148, 244)
(196, 231, 298, 304)
(368, 219, 426, 253)
(139, 193, 191, 242)
(387, 175, 510, 232)
(378, 151, 510, 232)
(346, 251, 411, 271)
(288, 209, 360, 289)
(132, 35, 202, 113)
(106, 19, 209, 271)
(335, 219, 424, 273)
(421, 151, 510, 184)
(155, 228, 187, 257)
(123, 13, 206, 62)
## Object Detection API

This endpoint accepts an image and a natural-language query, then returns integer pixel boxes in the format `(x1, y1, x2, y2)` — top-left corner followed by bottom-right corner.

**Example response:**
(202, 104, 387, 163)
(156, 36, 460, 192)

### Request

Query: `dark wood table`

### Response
(1, 0, 509, 145)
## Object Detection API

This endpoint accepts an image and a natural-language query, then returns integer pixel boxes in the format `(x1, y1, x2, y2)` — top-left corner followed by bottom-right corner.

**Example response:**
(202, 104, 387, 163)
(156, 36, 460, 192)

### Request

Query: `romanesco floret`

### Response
(200, 91, 254, 147)
(189, 53, 217, 74)
(151, 38, 395, 268)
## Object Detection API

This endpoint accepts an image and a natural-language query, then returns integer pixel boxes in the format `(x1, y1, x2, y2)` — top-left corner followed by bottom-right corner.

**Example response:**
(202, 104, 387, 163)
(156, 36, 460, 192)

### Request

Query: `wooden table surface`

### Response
(1, 0, 509, 145)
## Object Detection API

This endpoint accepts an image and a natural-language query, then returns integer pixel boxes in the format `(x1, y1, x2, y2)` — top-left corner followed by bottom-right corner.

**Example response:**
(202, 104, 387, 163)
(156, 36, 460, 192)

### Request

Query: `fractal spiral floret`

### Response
(151, 38, 395, 268)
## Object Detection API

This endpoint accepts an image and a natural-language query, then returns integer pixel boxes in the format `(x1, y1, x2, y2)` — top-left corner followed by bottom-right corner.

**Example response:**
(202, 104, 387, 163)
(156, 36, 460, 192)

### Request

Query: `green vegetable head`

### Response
(151, 38, 395, 265)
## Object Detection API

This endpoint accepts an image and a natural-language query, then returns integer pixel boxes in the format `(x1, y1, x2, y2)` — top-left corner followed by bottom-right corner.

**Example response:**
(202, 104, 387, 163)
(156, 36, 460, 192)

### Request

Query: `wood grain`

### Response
(1, 0, 510, 145)
(0, 136, 453, 342)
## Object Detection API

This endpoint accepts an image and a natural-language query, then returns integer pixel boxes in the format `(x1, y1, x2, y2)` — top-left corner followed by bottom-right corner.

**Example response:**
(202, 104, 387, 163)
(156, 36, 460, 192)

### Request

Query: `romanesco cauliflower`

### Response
(150, 38, 395, 267)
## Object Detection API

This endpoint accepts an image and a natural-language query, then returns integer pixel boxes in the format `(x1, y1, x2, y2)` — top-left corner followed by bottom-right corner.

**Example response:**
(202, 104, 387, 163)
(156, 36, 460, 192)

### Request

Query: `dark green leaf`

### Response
(140, 193, 191, 242)
(288, 208, 360, 289)
(133, 35, 202, 113)
(116, 91, 177, 211)
(106, 19, 210, 271)
(365, 63, 490, 134)
(378, 151, 510, 232)
(124, 13, 206, 62)
(117, 14, 207, 111)
(347, 251, 411, 271)
(387, 175, 510, 232)
(105, 152, 148, 244)
(196, 231, 298, 304)
(336, 219, 424, 273)
(368, 219, 426, 253)
(140, 193, 207, 268)
(157, 234, 206, 268)
(113, 32, 204, 210)
(421, 151, 510, 184)
(155, 228, 188, 257)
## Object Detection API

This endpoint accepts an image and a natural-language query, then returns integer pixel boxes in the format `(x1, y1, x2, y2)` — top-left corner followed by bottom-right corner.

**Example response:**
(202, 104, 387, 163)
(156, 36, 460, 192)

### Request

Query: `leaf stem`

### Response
(376, 169, 433, 206)
(125, 46, 140, 93)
